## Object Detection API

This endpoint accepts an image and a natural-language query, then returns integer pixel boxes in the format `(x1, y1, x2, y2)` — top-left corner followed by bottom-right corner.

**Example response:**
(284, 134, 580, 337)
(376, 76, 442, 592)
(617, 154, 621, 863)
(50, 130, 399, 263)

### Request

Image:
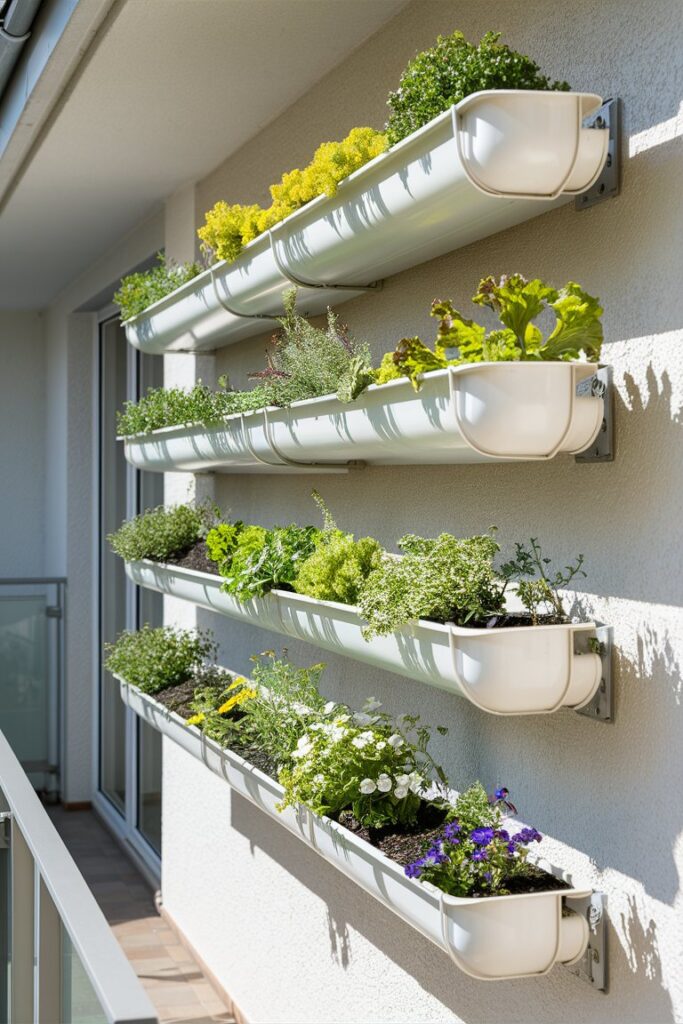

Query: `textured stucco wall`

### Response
(161, 1, 683, 1021)
(0, 311, 46, 575)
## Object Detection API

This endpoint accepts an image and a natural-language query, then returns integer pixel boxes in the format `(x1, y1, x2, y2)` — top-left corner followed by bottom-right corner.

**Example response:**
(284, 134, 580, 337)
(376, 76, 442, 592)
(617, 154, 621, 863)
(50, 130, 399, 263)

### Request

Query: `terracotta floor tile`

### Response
(49, 807, 234, 1024)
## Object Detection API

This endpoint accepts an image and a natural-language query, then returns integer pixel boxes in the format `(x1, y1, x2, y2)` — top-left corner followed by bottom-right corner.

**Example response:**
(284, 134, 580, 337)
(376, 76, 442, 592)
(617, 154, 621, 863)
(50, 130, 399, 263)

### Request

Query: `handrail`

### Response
(0, 729, 158, 1023)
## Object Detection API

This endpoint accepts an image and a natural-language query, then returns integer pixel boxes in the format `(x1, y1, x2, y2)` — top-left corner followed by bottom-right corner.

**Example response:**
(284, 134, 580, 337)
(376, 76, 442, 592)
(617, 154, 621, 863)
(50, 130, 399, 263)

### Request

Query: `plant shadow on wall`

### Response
(228, 791, 675, 1022)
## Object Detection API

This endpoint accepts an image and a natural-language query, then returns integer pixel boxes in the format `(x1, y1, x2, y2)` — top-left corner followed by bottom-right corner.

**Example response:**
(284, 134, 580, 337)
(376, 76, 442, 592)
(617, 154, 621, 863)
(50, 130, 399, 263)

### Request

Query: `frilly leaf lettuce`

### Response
(543, 283, 604, 360)
(376, 275, 603, 386)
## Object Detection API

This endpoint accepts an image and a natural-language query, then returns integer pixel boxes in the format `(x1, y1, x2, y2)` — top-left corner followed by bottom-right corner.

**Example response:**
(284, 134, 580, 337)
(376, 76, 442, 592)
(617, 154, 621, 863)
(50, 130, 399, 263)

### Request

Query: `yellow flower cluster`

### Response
(197, 127, 387, 264)
(185, 676, 256, 728)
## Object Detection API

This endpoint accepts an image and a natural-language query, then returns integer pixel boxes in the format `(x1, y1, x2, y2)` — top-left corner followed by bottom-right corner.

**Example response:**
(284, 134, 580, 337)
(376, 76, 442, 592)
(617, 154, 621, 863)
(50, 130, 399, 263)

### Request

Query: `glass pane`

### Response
(99, 320, 129, 812)
(137, 720, 162, 854)
(61, 928, 107, 1024)
(0, 596, 48, 770)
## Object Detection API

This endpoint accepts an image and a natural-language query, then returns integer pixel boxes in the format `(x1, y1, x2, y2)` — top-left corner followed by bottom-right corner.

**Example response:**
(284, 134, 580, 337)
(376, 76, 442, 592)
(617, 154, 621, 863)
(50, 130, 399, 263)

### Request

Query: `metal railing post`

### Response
(10, 822, 34, 1024)
(37, 874, 62, 1023)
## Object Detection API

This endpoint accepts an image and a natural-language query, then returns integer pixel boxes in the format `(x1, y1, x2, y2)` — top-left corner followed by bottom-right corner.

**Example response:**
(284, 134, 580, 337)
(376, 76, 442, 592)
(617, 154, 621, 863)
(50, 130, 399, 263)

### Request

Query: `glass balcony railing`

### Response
(0, 727, 157, 1023)
(0, 578, 65, 795)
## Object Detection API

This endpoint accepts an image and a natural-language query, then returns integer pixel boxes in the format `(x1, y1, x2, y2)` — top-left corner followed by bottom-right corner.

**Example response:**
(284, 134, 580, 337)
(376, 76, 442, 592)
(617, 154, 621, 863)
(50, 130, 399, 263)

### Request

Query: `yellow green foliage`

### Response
(197, 127, 387, 263)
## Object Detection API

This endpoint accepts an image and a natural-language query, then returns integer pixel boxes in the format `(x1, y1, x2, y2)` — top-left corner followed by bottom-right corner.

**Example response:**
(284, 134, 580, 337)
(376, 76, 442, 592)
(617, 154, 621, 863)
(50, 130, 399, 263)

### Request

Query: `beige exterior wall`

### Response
(159, 1, 683, 1021)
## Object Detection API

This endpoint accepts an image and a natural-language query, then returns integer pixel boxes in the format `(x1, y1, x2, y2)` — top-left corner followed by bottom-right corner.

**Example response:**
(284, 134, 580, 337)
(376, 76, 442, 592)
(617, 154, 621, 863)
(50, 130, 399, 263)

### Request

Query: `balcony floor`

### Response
(49, 806, 235, 1024)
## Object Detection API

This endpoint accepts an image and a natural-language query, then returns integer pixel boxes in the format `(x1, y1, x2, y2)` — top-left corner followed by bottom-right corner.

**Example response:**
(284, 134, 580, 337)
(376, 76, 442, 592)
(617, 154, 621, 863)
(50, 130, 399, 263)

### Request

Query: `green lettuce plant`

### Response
(386, 30, 569, 145)
(104, 625, 217, 694)
(293, 491, 382, 605)
(113, 253, 203, 321)
(377, 275, 603, 389)
(206, 521, 323, 601)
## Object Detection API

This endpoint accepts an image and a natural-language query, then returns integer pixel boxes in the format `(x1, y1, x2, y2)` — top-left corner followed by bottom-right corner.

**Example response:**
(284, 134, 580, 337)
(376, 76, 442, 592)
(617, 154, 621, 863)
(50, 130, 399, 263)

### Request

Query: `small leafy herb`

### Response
(116, 380, 272, 437)
(107, 503, 215, 563)
(499, 538, 586, 624)
(386, 30, 569, 146)
(113, 253, 203, 321)
(206, 521, 323, 601)
(359, 533, 505, 638)
(104, 625, 217, 694)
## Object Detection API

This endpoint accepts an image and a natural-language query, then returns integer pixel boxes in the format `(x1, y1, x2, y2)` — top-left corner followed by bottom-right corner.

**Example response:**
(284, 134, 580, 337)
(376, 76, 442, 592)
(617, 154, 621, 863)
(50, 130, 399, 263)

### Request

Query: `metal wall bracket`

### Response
(45, 605, 62, 619)
(575, 98, 620, 210)
(576, 625, 613, 721)
(575, 365, 614, 463)
(564, 892, 608, 991)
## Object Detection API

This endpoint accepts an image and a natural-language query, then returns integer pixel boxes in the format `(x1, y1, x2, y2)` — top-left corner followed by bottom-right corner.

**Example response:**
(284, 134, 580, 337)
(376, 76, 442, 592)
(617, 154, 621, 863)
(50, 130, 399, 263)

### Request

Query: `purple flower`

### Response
(506, 841, 518, 855)
(424, 843, 448, 865)
(470, 827, 495, 846)
(444, 821, 462, 842)
(512, 827, 543, 845)
(495, 829, 509, 841)
(405, 861, 423, 879)
(494, 787, 508, 800)
(471, 849, 488, 862)
(483, 871, 493, 883)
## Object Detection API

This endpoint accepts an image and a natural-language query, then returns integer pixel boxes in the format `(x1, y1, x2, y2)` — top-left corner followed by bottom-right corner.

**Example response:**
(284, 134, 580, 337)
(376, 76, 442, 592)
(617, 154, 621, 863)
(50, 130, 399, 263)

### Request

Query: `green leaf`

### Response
(473, 275, 558, 354)
(542, 282, 604, 361)
(431, 299, 487, 362)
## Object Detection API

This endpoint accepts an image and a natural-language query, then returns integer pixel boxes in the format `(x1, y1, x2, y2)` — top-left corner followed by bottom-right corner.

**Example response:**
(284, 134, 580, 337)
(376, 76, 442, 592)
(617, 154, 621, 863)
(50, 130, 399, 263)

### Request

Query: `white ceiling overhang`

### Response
(0, 0, 406, 309)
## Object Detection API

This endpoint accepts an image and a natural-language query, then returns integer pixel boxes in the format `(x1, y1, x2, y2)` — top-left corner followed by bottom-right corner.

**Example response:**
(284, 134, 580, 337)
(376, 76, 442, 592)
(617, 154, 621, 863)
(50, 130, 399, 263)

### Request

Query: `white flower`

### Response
(330, 726, 346, 742)
(336, 714, 351, 723)
(376, 741, 386, 751)
(353, 712, 373, 726)
(363, 698, 382, 712)
(408, 771, 423, 793)
(314, 774, 325, 785)
(377, 774, 392, 793)
(323, 701, 336, 714)
(387, 734, 403, 750)
(359, 778, 377, 795)
(395, 774, 410, 787)
(352, 730, 375, 749)
(394, 785, 408, 799)
(292, 735, 313, 759)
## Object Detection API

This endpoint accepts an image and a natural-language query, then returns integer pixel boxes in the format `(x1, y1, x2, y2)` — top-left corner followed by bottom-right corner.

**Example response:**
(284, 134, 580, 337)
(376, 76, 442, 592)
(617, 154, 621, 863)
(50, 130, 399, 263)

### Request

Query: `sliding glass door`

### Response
(98, 317, 163, 861)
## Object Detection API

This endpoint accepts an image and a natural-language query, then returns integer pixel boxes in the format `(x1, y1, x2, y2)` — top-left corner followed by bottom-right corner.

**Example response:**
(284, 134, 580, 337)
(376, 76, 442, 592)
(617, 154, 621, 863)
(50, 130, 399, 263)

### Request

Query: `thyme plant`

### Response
(104, 625, 217, 695)
(107, 503, 215, 562)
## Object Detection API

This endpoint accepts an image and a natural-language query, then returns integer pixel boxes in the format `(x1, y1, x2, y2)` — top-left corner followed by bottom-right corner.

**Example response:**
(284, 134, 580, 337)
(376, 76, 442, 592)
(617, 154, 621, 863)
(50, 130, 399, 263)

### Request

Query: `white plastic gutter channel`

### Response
(121, 363, 606, 473)
(124, 91, 609, 354)
(120, 679, 593, 982)
(124, 559, 603, 715)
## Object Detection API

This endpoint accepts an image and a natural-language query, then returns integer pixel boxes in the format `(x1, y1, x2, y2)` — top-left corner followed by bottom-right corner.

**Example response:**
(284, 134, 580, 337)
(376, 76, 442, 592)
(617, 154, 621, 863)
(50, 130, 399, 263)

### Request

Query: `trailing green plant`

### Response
(116, 290, 374, 436)
(237, 652, 328, 767)
(116, 380, 272, 437)
(405, 784, 544, 897)
(358, 532, 505, 639)
(103, 625, 217, 694)
(107, 503, 215, 563)
(278, 694, 447, 828)
(197, 128, 387, 264)
(113, 252, 203, 321)
(294, 491, 382, 605)
(499, 538, 586, 624)
(385, 30, 569, 146)
(376, 275, 603, 389)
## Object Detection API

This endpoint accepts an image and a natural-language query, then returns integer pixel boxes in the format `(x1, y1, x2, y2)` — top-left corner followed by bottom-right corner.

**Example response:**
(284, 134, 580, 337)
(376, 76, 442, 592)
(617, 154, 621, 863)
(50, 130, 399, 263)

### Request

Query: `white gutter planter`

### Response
(120, 680, 592, 980)
(125, 560, 602, 715)
(122, 363, 606, 472)
(124, 92, 608, 355)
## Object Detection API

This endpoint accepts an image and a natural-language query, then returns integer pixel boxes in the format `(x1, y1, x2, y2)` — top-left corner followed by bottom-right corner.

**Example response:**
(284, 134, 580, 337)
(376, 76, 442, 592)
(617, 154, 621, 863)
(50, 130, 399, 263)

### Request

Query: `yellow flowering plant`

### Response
(197, 127, 387, 264)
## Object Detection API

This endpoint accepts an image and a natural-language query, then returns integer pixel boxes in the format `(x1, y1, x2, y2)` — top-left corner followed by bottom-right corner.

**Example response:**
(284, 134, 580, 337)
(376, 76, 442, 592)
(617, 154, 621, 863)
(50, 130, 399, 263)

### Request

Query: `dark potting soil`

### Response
(153, 673, 223, 719)
(165, 539, 216, 574)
